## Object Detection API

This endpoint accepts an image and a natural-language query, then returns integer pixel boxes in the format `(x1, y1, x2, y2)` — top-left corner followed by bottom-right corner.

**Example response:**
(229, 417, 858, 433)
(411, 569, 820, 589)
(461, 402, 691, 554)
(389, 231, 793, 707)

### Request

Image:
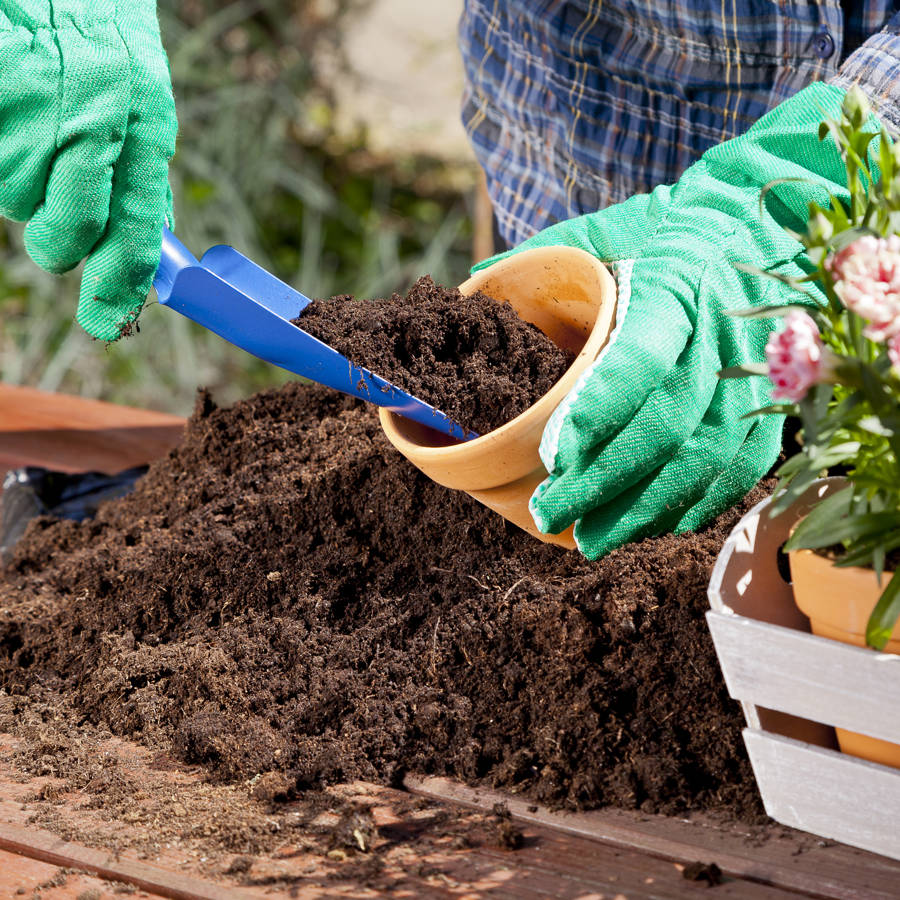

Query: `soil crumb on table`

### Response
(0, 383, 770, 824)
(296, 276, 574, 434)
(0, 694, 517, 889)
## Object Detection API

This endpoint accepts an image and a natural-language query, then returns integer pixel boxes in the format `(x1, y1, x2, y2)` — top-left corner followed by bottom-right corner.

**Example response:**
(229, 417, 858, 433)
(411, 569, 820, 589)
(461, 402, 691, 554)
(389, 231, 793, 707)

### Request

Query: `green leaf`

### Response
(776, 453, 814, 478)
(857, 416, 895, 437)
(726, 303, 819, 320)
(731, 262, 818, 294)
(718, 363, 770, 379)
(799, 383, 835, 447)
(741, 402, 797, 418)
(828, 196, 852, 231)
(827, 225, 879, 253)
(782, 486, 852, 544)
(819, 391, 863, 431)
(866, 570, 900, 650)
(874, 544, 886, 583)
(807, 441, 862, 469)
(786, 507, 900, 551)
(770, 467, 831, 516)
(837, 532, 900, 568)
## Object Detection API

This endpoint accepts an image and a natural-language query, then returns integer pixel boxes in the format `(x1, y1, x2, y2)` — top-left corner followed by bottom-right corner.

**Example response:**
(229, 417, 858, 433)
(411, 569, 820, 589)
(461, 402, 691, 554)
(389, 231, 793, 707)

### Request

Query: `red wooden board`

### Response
(0, 384, 185, 474)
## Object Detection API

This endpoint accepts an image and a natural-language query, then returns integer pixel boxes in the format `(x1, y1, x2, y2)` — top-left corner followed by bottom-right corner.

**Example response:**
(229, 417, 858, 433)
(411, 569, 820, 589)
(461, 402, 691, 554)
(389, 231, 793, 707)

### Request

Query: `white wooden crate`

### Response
(707, 478, 900, 861)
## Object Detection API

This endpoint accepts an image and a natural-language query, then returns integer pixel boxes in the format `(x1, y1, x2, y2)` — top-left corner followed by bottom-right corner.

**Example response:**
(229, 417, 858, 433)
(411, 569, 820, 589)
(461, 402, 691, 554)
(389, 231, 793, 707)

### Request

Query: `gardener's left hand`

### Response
(0, 0, 177, 341)
(474, 82, 880, 558)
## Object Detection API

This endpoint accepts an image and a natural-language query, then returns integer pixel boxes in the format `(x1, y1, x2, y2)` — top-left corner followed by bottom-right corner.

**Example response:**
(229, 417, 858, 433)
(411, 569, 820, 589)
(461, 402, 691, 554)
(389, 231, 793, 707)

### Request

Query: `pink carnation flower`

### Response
(827, 234, 900, 342)
(765, 310, 829, 402)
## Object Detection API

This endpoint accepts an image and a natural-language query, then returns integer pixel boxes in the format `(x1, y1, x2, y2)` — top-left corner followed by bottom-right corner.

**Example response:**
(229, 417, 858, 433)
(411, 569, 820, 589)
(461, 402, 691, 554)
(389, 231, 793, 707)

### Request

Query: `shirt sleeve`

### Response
(831, 15, 900, 131)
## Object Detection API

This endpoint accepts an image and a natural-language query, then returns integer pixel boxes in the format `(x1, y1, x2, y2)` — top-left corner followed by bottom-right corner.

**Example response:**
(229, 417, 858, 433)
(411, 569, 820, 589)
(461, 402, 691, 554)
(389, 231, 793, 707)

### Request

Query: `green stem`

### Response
(847, 310, 866, 360)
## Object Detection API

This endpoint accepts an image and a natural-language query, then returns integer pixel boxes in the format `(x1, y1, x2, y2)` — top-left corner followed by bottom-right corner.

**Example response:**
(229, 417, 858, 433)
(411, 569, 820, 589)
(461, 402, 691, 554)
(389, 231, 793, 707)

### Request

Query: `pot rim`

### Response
(788, 544, 896, 578)
(788, 543, 900, 643)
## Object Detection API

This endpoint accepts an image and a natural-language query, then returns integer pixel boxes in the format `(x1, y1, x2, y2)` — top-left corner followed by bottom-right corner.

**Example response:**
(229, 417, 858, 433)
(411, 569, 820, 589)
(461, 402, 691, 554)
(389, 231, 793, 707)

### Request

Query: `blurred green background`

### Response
(0, 0, 476, 415)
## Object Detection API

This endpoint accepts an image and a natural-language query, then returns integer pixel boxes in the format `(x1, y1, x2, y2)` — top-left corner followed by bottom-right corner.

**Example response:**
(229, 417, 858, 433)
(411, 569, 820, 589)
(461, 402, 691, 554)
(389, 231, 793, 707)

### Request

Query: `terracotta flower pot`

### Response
(378, 246, 617, 548)
(789, 547, 900, 768)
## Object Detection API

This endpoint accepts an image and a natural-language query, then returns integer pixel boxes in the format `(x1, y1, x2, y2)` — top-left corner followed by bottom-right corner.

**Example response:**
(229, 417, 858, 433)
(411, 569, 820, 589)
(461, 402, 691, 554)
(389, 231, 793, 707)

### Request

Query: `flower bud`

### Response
(842, 85, 871, 128)
(809, 209, 834, 244)
(765, 311, 833, 402)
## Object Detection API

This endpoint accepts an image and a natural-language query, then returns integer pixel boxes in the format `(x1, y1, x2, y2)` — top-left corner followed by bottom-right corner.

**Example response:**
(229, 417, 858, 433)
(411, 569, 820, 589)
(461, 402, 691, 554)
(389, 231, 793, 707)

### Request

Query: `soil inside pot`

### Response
(295, 276, 575, 434)
(0, 382, 770, 823)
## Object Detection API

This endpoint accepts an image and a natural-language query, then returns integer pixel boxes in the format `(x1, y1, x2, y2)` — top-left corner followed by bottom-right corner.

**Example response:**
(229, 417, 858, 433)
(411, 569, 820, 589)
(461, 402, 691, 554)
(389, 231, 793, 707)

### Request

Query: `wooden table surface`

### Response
(0, 383, 185, 474)
(3, 382, 900, 899)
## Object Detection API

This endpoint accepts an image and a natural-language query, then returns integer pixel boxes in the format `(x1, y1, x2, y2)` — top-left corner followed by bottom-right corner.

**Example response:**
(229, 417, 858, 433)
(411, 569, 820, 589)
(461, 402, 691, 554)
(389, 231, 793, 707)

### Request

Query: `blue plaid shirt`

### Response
(460, 1, 900, 247)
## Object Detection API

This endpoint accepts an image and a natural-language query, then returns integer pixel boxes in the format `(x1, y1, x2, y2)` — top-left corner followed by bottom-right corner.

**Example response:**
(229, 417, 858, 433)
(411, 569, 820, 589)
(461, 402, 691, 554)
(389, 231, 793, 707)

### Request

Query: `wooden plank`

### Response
(0, 847, 146, 899)
(405, 775, 900, 900)
(0, 729, 768, 900)
(434, 827, 797, 899)
(744, 729, 900, 863)
(0, 725, 802, 900)
(0, 796, 797, 900)
(707, 610, 900, 744)
(0, 384, 185, 474)
(0, 820, 261, 900)
(0, 793, 447, 900)
(0, 384, 186, 432)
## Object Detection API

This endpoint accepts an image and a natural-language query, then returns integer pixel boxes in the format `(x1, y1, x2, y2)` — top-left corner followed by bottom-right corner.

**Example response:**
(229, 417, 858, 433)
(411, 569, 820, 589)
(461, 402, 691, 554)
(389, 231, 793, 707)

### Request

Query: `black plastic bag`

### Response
(0, 466, 146, 563)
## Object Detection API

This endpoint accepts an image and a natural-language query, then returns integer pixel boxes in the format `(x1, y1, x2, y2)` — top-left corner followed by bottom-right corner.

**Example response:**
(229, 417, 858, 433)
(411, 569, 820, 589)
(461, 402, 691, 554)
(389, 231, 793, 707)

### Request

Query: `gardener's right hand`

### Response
(473, 83, 879, 559)
(0, 0, 177, 341)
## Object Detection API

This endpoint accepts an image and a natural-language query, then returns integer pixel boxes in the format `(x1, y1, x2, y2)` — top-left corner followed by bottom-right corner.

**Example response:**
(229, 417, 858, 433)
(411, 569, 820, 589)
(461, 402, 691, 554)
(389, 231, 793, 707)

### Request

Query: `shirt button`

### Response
(813, 31, 835, 59)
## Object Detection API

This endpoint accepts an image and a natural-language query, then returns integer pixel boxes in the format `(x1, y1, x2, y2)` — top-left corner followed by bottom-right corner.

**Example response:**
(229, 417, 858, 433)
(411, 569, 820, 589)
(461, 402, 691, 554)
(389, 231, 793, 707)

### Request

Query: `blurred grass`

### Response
(0, 0, 476, 415)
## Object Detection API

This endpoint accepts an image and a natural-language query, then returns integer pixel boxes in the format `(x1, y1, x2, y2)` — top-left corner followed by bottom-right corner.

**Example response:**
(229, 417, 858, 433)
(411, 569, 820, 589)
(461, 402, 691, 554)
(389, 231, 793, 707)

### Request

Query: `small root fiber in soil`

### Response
(296, 276, 574, 434)
(0, 382, 769, 823)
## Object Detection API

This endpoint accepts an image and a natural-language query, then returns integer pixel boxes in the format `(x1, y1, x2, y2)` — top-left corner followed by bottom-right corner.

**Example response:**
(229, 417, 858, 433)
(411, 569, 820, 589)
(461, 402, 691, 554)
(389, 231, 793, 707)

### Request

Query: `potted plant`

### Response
(720, 87, 900, 768)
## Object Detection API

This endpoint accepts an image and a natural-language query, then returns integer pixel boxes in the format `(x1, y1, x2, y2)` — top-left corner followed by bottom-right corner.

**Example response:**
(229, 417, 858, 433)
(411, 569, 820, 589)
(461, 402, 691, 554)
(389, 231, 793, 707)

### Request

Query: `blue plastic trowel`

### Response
(153, 227, 475, 441)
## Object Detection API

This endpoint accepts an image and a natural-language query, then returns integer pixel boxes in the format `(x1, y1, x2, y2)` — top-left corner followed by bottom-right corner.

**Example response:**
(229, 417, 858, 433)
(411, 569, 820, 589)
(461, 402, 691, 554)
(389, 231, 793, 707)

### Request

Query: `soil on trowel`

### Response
(0, 382, 770, 825)
(295, 276, 575, 434)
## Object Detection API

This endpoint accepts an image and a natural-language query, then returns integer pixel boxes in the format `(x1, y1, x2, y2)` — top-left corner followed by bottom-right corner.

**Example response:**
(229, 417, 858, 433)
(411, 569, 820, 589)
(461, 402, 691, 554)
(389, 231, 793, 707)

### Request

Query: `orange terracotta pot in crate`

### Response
(789, 546, 900, 769)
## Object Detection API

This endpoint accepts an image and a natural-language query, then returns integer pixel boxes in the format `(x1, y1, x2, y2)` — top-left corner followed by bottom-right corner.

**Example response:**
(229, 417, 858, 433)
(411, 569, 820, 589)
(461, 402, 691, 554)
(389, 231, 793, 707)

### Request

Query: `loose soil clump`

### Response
(0, 382, 769, 822)
(296, 276, 574, 434)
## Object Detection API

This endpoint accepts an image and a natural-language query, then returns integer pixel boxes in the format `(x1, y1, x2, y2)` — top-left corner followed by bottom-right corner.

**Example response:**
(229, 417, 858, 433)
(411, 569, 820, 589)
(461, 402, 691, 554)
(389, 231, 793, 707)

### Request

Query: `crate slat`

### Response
(707, 610, 900, 744)
(0, 819, 260, 900)
(744, 729, 900, 862)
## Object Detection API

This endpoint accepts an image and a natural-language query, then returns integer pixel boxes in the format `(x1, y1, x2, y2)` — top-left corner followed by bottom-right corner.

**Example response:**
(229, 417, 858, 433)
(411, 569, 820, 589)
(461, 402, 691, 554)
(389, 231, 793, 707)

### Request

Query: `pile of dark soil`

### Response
(296, 276, 575, 434)
(0, 382, 769, 821)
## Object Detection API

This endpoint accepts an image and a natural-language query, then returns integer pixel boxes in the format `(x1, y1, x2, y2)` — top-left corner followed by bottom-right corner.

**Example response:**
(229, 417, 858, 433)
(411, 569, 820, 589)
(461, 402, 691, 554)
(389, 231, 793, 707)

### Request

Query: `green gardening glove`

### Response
(474, 82, 879, 558)
(0, 0, 177, 341)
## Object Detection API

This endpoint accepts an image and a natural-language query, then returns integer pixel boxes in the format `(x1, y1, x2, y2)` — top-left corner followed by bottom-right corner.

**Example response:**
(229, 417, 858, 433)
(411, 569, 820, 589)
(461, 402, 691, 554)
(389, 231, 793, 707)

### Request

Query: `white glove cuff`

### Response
(537, 258, 634, 474)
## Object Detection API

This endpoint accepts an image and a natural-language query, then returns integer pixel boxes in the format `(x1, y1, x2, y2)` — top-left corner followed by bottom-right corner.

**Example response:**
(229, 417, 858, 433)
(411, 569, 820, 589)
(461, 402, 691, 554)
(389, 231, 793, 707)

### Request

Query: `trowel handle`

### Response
(154, 227, 200, 304)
